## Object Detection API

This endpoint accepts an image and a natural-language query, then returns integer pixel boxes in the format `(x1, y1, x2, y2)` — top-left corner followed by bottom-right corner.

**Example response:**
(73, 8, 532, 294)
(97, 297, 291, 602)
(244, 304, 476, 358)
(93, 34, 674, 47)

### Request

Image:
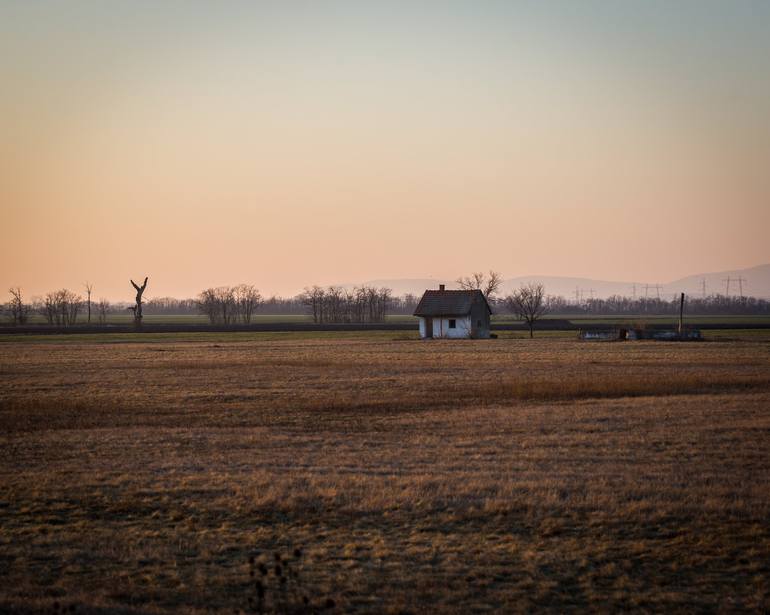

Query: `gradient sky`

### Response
(2, 1, 769, 300)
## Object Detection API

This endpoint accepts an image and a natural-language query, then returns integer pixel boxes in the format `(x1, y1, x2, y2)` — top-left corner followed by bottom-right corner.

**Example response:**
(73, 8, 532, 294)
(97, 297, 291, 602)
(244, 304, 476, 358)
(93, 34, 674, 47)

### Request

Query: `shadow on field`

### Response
(2, 372, 769, 434)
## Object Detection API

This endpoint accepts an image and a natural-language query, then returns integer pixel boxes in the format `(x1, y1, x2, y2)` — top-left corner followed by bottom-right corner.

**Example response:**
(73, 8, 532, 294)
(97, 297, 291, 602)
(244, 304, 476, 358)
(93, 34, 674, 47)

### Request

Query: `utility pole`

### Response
(723, 276, 732, 297)
(653, 284, 662, 300)
(632, 283, 637, 300)
(574, 286, 581, 305)
(644, 284, 650, 299)
(736, 277, 747, 298)
(701, 278, 707, 298)
(678, 292, 685, 338)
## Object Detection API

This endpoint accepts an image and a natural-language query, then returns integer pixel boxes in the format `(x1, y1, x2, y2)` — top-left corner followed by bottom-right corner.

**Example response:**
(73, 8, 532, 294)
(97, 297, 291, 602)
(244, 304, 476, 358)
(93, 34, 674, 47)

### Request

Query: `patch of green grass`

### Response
(18, 311, 768, 327)
(19, 313, 418, 325)
(702, 329, 770, 340)
(0, 329, 579, 344)
(386, 314, 418, 323)
(29, 313, 315, 325)
(0, 330, 420, 344)
(493, 330, 575, 339)
(491, 314, 770, 326)
(569, 315, 770, 326)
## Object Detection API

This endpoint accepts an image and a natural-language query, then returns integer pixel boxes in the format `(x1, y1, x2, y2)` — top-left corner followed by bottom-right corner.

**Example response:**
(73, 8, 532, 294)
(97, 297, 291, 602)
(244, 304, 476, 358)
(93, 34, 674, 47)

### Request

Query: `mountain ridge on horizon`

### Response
(343, 263, 770, 300)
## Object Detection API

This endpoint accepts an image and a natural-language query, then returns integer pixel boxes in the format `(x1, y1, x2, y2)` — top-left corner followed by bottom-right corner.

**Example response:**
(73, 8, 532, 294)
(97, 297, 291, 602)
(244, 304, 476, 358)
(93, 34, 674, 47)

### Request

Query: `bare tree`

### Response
(483, 271, 502, 299)
(197, 288, 220, 324)
(196, 286, 251, 324)
(42, 292, 57, 325)
(65, 290, 81, 325)
(233, 284, 262, 324)
(7, 287, 29, 325)
(374, 287, 391, 322)
(42, 289, 82, 326)
(301, 286, 325, 324)
(456, 270, 503, 299)
(144, 297, 198, 315)
(84, 282, 93, 324)
(506, 282, 548, 338)
(300, 285, 391, 324)
(215, 287, 236, 324)
(97, 299, 110, 325)
(130, 277, 148, 327)
(326, 286, 345, 323)
(457, 272, 484, 292)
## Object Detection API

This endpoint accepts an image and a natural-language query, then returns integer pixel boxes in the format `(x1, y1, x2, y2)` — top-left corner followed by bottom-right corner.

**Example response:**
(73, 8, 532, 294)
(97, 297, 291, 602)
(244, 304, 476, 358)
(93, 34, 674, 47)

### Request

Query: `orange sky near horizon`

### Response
(2, 2, 769, 300)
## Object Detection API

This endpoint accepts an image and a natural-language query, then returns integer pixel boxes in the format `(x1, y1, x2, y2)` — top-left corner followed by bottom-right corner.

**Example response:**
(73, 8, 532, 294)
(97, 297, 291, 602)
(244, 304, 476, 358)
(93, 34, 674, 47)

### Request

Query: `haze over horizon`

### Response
(2, 1, 769, 301)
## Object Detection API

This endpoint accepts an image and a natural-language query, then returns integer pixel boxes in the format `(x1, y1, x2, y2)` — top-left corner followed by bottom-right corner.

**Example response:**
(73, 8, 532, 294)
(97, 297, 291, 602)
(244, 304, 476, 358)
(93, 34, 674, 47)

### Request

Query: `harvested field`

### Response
(1, 335, 769, 612)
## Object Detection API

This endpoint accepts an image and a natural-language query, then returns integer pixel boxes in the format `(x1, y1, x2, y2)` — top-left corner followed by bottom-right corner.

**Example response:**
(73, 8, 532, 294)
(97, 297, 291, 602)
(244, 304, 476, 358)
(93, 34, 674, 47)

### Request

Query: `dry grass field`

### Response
(1, 333, 769, 613)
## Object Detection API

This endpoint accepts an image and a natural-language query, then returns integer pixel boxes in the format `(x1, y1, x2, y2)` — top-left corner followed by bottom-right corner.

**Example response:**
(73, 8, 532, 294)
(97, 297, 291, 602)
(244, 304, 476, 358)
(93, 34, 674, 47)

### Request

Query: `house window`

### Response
(448, 319, 456, 329)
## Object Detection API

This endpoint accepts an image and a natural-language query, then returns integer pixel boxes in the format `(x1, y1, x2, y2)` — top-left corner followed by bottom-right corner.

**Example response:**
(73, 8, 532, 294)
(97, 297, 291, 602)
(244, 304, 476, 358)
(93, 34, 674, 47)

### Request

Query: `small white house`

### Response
(413, 285, 492, 339)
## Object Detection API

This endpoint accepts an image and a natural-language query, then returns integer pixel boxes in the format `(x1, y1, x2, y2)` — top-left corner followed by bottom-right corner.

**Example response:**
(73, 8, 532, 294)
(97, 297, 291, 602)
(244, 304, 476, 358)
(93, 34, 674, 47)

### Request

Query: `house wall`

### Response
(470, 297, 491, 339)
(419, 316, 472, 338)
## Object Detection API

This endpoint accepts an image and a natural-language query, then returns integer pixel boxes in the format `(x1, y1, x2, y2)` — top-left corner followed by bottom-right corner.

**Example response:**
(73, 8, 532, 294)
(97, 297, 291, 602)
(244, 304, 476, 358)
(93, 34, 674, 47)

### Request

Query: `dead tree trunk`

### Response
(130, 277, 148, 327)
(85, 282, 93, 324)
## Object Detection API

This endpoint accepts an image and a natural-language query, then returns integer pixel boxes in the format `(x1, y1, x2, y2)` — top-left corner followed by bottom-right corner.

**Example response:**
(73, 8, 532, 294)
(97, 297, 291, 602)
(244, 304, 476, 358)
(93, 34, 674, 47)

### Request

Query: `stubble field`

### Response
(1, 333, 769, 613)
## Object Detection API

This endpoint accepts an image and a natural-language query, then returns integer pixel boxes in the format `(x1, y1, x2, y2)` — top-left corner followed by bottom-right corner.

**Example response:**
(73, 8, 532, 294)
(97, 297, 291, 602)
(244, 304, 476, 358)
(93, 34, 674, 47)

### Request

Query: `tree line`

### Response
(5, 287, 110, 326)
(4, 277, 770, 327)
(542, 294, 770, 316)
(196, 285, 262, 324)
(300, 286, 392, 324)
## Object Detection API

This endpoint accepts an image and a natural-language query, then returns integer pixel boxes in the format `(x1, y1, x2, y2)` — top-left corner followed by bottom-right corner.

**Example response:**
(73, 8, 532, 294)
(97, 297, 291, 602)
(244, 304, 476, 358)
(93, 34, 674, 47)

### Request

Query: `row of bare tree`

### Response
(41, 289, 83, 326)
(143, 297, 199, 314)
(300, 286, 392, 324)
(4, 287, 111, 326)
(544, 293, 770, 315)
(2, 279, 542, 334)
(5, 271, 770, 328)
(197, 284, 262, 325)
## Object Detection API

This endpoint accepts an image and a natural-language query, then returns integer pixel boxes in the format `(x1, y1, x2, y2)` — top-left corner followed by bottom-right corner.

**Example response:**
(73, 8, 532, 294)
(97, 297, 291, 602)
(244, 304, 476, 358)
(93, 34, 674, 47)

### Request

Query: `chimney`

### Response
(439, 284, 445, 291)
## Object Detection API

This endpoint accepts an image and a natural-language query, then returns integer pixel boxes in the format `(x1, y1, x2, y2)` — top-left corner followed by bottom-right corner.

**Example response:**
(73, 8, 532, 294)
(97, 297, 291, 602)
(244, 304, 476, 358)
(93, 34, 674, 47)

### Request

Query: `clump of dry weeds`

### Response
(245, 548, 336, 614)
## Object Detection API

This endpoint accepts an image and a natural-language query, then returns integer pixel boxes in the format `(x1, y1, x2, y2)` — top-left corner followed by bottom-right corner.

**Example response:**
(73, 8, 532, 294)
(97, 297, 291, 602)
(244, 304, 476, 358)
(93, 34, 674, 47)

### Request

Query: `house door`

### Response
(424, 317, 433, 338)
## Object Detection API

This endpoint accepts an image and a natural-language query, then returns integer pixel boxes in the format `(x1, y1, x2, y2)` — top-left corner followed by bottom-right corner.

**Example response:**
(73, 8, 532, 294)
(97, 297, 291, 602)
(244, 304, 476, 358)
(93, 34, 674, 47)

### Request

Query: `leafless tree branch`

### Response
(505, 282, 548, 338)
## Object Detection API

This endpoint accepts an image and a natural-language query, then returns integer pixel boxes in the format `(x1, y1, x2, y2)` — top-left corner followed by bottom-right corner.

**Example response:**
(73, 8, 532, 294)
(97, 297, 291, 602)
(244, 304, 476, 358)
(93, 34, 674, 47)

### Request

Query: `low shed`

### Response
(413, 285, 492, 339)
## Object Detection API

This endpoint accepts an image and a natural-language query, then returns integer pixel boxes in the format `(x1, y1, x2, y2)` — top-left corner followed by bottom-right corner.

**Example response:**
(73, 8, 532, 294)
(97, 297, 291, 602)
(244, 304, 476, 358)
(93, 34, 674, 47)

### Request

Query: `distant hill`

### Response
(663, 264, 770, 300)
(355, 264, 770, 300)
